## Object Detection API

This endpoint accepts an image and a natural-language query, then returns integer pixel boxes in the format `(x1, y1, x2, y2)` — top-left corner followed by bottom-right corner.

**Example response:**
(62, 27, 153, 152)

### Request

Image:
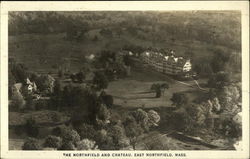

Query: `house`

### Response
(86, 54, 95, 60)
(25, 78, 37, 94)
(141, 50, 192, 75)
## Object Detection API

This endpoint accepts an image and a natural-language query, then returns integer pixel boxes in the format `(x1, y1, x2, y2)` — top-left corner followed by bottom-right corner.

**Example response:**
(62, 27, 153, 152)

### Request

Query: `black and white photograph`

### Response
(1, 1, 249, 159)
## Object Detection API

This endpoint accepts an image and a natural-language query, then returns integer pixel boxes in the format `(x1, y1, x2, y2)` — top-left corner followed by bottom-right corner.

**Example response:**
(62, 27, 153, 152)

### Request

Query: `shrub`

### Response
(44, 135, 62, 149)
(22, 137, 41, 150)
(25, 117, 39, 137)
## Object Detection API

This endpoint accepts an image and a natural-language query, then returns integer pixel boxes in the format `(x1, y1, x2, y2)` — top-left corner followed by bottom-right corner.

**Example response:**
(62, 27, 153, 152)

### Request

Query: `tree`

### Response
(10, 63, 29, 83)
(147, 110, 161, 127)
(185, 104, 207, 127)
(207, 71, 231, 89)
(76, 123, 97, 140)
(193, 60, 213, 77)
(93, 71, 109, 91)
(95, 129, 116, 150)
(76, 139, 98, 150)
(107, 124, 130, 150)
(61, 128, 80, 145)
(25, 117, 39, 137)
(131, 109, 149, 131)
(217, 85, 241, 113)
(171, 109, 194, 132)
(171, 93, 188, 108)
(210, 49, 230, 73)
(150, 83, 162, 98)
(97, 104, 111, 122)
(44, 135, 62, 149)
(10, 90, 26, 111)
(123, 115, 143, 150)
(144, 135, 170, 150)
(160, 83, 169, 96)
(35, 75, 55, 94)
(99, 91, 113, 108)
(123, 54, 133, 66)
(76, 71, 85, 83)
(151, 83, 169, 98)
(22, 137, 42, 150)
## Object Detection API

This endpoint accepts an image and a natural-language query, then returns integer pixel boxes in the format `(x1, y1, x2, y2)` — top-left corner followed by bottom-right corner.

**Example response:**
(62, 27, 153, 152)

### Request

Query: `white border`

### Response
(1, 1, 249, 159)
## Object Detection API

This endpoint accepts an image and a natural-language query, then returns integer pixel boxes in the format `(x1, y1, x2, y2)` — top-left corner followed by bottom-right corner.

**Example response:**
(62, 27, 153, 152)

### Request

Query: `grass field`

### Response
(106, 62, 208, 108)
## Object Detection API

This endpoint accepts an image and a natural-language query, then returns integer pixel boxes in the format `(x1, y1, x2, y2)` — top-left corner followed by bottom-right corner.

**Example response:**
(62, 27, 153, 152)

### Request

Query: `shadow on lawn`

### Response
(113, 95, 156, 100)
(133, 91, 154, 94)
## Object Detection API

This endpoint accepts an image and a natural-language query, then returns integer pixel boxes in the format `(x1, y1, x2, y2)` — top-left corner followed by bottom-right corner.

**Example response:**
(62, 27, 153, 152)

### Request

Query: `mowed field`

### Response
(106, 62, 208, 108)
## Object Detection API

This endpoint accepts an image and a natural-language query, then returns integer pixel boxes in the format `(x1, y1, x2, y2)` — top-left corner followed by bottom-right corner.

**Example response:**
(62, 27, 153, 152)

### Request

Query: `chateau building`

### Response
(141, 50, 192, 75)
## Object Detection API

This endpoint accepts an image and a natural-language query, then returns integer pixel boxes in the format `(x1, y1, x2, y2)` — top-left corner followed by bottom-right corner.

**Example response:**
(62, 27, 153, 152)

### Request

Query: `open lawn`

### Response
(106, 64, 208, 108)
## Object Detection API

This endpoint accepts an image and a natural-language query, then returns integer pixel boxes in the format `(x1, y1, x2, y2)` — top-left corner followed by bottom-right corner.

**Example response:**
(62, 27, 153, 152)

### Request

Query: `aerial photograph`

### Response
(8, 11, 242, 150)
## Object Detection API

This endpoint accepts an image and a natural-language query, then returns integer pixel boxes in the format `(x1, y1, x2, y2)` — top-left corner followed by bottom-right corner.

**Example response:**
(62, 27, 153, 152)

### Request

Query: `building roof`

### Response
(13, 83, 23, 91)
(142, 51, 190, 67)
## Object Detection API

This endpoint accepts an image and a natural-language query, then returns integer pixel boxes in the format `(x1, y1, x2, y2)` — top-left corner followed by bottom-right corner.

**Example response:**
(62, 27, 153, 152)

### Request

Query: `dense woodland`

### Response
(9, 11, 241, 50)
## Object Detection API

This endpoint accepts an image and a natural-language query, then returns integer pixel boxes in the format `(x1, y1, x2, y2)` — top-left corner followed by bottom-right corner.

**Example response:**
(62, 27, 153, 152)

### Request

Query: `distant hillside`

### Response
(8, 11, 241, 73)
(9, 11, 241, 50)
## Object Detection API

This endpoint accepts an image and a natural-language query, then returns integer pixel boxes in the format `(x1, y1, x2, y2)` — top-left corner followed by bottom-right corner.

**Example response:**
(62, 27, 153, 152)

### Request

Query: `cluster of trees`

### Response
(94, 50, 132, 80)
(23, 125, 98, 150)
(22, 107, 161, 150)
(207, 71, 232, 89)
(169, 77, 241, 140)
(193, 48, 241, 78)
